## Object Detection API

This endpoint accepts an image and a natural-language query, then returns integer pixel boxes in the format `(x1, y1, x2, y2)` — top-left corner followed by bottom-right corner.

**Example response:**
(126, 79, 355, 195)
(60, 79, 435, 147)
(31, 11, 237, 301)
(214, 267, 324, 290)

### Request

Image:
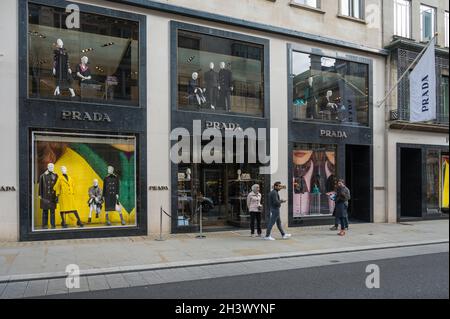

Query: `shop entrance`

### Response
(176, 163, 266, 231)
(345, 145, 371, 222)
(400, 148, 422, 218)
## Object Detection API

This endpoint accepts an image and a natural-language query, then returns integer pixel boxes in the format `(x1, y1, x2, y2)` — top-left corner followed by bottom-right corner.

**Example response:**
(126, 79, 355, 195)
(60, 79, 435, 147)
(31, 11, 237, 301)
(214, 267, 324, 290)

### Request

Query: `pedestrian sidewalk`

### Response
(0, 220, 448, 283)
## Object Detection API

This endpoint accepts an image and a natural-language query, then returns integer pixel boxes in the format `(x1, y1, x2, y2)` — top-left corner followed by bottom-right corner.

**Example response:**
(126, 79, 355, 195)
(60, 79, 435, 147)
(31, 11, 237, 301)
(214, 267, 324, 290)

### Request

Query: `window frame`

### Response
(339, 0, 365, 20)
(420, 4, 437, 42)
(288, 44, 373, 129)
(393, 0, 412, 39)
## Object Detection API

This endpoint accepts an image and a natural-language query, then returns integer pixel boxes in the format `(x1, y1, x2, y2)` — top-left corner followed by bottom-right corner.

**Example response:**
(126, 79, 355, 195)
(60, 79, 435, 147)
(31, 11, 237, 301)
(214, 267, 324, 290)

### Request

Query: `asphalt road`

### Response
(49, 252, 449, 299)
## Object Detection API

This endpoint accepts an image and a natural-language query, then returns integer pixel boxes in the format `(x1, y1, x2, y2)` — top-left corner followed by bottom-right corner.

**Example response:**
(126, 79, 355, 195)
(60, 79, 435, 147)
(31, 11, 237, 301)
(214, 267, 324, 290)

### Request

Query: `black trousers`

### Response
(42, 209, 55, 228)
(250, 211, 262, 235)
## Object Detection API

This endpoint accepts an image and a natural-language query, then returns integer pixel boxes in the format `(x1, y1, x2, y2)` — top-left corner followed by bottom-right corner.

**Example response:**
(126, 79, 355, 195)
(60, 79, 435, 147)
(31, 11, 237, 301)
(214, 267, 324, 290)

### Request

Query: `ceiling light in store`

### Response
(321, 57, 336, 68)
(101, 42, 115, 47)
(81, 48, 94, 53)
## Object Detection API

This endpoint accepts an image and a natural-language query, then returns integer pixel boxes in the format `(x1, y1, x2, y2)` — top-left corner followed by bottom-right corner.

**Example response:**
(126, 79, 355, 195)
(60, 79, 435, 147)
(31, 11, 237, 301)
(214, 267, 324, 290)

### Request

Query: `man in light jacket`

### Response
(247, 184, 263, 237)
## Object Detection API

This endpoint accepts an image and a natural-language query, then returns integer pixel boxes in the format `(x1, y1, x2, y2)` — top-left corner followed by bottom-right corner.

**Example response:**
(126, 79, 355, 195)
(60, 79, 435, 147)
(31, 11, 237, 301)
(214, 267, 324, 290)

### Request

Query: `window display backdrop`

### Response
(292, 51, 369, 126)
(292, 144, 337, 217)
(442, 154, 449, 210)
(177, 30, 264, 116)
(28, 3, 139, 105)
(32, 132, 137, 231)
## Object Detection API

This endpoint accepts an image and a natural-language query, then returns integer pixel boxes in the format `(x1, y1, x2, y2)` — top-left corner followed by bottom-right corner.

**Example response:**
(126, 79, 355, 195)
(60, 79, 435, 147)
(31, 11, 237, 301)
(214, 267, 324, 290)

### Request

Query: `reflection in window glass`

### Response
(292, 51, 369, 126)
(292, 144, 337, 218)
(32, 132, 137, 231)
(177, 30, 264, 116)
(420, 5, 436, 42)
(292, 0, 320, 9)
(442, 155, 449, 210)
(426, 150, 440, 213)
(28, 4, 139, 105)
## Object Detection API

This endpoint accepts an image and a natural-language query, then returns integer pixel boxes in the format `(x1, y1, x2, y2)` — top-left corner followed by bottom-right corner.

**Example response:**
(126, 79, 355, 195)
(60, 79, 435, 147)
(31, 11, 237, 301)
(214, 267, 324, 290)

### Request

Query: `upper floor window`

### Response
(340, 0, 364, 20)
(292, 0, 321, 9)
(420, 5, 436, 42)
(28, 3, 140, 106)
(445, 11, 449, 48)
(176, 30, 265, 117)
(394, 0, 411, 38)
(292, 51, 369, 126)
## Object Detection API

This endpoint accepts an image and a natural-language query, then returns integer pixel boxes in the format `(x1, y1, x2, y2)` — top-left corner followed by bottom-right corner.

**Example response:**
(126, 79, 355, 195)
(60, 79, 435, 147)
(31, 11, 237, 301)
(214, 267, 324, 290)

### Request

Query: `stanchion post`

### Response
(196, 200, 206, 239)
(155, 205, 165, 241)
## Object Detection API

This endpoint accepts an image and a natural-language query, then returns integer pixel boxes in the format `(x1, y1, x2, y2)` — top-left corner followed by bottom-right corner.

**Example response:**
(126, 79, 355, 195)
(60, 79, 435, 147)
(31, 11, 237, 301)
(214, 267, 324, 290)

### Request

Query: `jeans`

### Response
(265, 209, 285, 237)
(250, 211, 262, 235)
(335, 216, 349, 229)
(42, 209, 55, 228)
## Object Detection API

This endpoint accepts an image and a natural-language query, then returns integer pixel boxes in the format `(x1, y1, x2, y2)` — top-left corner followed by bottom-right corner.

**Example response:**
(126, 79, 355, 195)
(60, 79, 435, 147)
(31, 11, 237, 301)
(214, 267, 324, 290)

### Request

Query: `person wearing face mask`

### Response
(39, 163, 58, 229)
(53, 166, 84, 228)
(87, 179, 103, 224)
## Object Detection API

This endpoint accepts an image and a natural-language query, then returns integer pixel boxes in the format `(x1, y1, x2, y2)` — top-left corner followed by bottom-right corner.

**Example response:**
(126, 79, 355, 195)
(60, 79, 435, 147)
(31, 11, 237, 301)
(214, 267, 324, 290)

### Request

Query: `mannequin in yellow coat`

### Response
(53, 166, 84, 228)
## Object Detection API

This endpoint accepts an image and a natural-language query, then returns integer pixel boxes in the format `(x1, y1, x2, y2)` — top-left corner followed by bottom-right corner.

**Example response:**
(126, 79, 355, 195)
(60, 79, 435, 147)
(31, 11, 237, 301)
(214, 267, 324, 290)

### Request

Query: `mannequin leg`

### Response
(54, 86, 60, 96)
(50, 209, 56, 228)
(120, 212, 126, 225)
(69, 88, 76, 97)
(88, 204, 93, 223)
(73, 211, 84, 227)
(105, 212, 111, 226)
(95, 205, 100, 219)
(60, 212, 67, 228)
(42, 209, 49, 229)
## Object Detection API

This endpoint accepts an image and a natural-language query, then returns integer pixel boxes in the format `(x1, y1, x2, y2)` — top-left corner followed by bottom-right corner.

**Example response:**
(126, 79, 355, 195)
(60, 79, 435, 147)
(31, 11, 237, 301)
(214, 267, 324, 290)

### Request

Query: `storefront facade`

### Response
(287, 43, 374, 226)
(0, 0, 389, 241)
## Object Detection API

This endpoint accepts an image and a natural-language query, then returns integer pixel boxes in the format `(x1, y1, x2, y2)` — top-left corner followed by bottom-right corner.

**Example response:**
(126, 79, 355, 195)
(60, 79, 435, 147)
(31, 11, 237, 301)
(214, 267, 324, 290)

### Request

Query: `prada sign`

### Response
(62, 111, 111, 122)
(0, 186, 16, 192)
(149, 186, 169, 191)
(320, 129, 348, 139)
(205, 121, 242, 131)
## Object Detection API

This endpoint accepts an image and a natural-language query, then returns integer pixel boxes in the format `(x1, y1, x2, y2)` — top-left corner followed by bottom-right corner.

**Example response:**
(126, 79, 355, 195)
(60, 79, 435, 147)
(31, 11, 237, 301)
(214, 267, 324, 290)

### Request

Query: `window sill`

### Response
(336, 14, 367, 25)
(289, 2, 325, 14)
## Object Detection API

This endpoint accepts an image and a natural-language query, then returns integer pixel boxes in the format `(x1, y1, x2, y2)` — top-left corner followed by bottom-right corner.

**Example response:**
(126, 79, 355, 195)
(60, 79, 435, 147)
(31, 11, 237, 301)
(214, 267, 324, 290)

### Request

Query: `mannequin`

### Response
(39, 163, 58, 229)
(218, 62, 233, 111)
(87, 179, 103, 223)
(53, 166, 83, 228)
(188, 72, 206, 108)
(53, 39, 76, 97)
(306, 76, 318, 119)
(204, 62, 218, 110)
(103, 166, 126, 226)
(292, 150, 314, 217)
(76, 56, 92, 86)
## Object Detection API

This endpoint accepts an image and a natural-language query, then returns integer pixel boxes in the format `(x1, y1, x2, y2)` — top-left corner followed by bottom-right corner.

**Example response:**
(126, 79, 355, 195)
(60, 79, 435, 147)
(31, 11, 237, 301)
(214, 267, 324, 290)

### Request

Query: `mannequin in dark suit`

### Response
(218, 62, 233, 111)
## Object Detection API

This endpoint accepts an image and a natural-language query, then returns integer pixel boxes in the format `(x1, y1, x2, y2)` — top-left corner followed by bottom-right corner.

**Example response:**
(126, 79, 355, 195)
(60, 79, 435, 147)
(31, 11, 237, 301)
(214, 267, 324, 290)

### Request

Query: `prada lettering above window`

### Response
(28, 3, 140, 106)
(61, 110, 112, 122)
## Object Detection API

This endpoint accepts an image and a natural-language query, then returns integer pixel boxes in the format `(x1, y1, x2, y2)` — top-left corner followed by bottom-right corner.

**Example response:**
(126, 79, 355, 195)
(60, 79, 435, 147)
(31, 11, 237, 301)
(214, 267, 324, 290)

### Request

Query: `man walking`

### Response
(334, 179, 351, 236)
(264, 182, 291, 241)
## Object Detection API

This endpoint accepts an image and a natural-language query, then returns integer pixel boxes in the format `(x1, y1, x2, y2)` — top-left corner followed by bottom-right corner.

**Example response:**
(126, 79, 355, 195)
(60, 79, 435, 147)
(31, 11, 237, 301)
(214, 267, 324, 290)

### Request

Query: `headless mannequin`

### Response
(76, 56, 92, 85)
(53, 39, 75, 97)
(306, 77, 318, 119)
(103, 166, 126, 226)
(218, 62, 233, 111)
(188, 72, 206, 108)
(88, 179, 103, 223)
(55, 166, 83, 228)
(39, 163, 58, 229)
(204, 62, 218, 110)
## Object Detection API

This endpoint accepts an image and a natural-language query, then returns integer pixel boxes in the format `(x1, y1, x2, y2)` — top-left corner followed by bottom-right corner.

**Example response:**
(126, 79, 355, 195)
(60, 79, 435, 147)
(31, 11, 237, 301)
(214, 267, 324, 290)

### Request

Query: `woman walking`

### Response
(247, 184, 263, 237)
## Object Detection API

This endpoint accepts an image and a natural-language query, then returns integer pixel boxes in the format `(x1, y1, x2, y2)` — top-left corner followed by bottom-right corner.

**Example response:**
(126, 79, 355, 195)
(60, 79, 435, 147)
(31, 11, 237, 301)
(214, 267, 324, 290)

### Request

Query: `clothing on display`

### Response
(53, 173, 83, 227)
(204, 68, 219, 108)
(103, 173, 119, 212)
(76, 63, 92, 85)
(442, 157, 449, 209)
(88, 184, 103, 222)
(188, 78, 207, 107)
(218, 67, 233, 111)
(39, 170, 58, 228)
(53, 47, 72, 89)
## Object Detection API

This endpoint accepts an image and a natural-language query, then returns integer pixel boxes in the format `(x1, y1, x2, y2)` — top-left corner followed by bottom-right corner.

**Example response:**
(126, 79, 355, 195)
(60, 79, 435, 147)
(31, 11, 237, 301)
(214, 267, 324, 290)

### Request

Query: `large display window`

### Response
(176, 30, 265, 116)
(32, 132, 137, 231)
(28, 3, 139, 105)
(292, 144, 337, 218)
(292, 51, 369, 126)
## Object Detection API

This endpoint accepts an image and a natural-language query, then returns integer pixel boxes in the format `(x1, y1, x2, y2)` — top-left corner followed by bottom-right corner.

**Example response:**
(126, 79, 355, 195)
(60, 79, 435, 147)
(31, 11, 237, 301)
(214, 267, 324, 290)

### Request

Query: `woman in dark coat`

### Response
(335, 179, 351, 236)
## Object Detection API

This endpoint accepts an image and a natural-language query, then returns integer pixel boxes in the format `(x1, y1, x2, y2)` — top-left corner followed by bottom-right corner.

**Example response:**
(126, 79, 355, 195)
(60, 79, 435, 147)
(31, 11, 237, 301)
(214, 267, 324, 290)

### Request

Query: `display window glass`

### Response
(176, 30, 264, 116)
(292, 144, 337, 217)
(425, 149, 440, 213)
(32, 132, 137, 231)
(292, 51, 369, 126)
(441, 154, 449, 211)
(28, 3, 139, 106)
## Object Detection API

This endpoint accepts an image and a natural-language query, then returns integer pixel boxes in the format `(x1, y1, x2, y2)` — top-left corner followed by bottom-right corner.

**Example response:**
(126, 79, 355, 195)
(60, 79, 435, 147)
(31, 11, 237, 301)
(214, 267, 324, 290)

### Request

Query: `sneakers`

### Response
(330, 226, 338, 231)
(282, 234, 292, 240)
(338, 230, 346, 236)
(264, 236, 276, 241)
